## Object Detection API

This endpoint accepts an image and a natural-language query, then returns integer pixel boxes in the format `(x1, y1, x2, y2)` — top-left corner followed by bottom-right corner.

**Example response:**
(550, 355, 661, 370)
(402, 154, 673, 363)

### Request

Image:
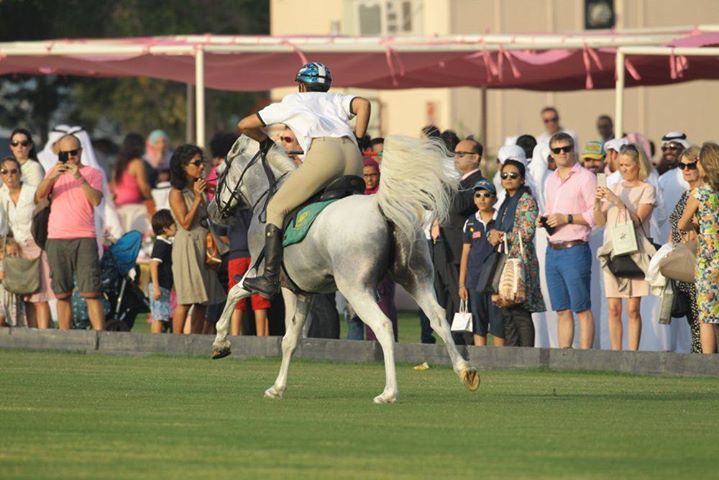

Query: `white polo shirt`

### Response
(257, 92, 357, 154)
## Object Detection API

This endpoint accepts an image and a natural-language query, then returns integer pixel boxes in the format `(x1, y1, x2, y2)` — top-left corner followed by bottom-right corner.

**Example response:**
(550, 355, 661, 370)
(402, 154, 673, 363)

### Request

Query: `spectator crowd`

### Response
(1, 106, 718, 354)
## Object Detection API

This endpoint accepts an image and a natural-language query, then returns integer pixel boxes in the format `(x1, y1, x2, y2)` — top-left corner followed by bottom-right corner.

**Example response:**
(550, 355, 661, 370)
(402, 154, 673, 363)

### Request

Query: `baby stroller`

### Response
(72, 230, 150, 331)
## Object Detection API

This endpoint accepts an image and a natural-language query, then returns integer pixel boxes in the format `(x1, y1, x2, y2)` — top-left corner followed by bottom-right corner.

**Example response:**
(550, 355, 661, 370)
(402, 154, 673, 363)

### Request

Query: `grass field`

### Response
(1, 350, 717, 479)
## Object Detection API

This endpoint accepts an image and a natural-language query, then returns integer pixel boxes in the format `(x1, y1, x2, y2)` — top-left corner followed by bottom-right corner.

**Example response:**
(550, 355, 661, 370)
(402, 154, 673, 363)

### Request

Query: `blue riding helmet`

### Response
(295, 62, 332, 91)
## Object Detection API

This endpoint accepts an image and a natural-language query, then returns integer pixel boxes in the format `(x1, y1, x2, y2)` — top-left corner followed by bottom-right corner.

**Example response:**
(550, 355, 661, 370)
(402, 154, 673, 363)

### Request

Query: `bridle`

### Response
(215, 147, 287, 223)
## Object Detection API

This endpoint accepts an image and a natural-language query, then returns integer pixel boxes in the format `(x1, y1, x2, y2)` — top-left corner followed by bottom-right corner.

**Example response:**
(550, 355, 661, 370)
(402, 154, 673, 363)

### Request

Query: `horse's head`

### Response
(208, 135, 296, 226)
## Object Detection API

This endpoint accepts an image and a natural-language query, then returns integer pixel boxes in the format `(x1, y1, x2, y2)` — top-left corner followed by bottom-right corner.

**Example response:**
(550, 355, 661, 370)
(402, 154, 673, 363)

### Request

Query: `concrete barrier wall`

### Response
(1, 328, 718, 377)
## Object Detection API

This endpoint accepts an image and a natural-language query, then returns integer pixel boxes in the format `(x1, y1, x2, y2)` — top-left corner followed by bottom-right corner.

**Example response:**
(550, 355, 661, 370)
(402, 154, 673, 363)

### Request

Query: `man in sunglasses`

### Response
(428, 138, 487, 344)
(36, 134, 105, 331)
(536, 107, 577, 153)
(657, 131, 688, 176)
(541, 132, 596, 350)
(658, 131, 691, 240)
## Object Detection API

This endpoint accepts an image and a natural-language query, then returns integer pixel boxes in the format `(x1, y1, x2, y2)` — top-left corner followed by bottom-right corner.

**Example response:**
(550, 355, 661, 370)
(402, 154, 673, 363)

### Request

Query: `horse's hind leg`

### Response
(343, 288, 399, 404)
(265, 290, 311, 399)
(394, 239, 480, 391)
(212, 283, 252, 359)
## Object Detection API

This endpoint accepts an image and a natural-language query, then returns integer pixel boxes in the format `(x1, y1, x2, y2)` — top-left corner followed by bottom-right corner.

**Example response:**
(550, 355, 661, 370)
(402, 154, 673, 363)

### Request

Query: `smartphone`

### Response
(597, 173, 607, 188)
(58, 151, 69, 163)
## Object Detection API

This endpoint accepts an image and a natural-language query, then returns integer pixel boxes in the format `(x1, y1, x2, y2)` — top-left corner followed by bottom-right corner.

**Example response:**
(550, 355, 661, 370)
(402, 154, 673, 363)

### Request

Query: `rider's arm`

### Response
(350, 97, 371, 139)
(237, 114, 268, 143)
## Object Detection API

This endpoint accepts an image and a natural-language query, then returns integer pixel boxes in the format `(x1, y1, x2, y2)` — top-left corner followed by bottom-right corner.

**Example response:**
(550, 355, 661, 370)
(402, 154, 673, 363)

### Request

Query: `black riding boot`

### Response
(244, 224, 283, 298)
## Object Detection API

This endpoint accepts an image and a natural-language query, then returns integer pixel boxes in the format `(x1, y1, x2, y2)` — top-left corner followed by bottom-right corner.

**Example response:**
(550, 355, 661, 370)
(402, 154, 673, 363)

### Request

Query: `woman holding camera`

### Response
(594, 144, 656, 351)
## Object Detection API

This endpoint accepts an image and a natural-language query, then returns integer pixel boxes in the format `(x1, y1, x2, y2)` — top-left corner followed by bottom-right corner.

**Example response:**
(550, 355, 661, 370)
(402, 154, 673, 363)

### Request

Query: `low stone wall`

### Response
(1, 328, 718, 377)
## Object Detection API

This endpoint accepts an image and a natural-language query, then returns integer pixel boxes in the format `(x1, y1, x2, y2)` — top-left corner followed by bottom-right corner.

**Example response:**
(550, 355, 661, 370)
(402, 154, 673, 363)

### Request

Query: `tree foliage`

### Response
(0, 0, 269, 143)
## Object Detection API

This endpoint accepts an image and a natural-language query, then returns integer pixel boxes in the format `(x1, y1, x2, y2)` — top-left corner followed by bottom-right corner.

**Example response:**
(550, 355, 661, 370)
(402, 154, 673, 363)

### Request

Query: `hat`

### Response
(473, 178, 496, 195)
(497, 145, 527, 166)
(661, 131, 689, 149)
(604, 137, 628, 152)
(582, 141, 605, 159)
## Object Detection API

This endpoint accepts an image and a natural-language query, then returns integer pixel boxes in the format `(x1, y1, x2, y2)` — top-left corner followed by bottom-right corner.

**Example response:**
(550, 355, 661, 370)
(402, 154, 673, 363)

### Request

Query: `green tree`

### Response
(0, 0, 269, 144)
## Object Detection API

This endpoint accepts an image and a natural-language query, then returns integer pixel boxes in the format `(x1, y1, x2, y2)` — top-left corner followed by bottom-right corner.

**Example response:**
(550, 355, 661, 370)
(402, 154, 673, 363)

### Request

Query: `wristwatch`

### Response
(567, 214, 574, 224)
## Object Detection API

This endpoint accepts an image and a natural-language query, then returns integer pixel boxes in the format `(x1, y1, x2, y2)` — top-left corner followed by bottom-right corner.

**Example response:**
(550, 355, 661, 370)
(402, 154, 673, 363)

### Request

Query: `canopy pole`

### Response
(195, 46, 206, 147)
(614, 50, 625, 139)
(480, 86, 487, 147)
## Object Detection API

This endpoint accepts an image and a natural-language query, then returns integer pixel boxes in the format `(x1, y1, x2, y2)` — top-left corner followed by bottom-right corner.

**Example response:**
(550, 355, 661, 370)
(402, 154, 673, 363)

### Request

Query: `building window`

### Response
(354, 0, 422, 35)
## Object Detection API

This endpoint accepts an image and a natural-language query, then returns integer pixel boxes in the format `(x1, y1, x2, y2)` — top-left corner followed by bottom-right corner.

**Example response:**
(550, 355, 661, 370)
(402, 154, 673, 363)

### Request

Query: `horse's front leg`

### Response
(265, 290, 310, 399)
(211, 282, 252, 359)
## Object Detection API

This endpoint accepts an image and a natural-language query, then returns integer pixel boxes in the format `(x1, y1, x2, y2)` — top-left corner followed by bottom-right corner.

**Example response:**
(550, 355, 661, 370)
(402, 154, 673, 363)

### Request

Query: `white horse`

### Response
(209, 135, 480, 403)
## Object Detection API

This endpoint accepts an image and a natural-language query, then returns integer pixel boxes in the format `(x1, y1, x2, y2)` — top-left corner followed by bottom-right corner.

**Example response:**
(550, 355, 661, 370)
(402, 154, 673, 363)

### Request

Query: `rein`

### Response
(216, 147, 287, 224)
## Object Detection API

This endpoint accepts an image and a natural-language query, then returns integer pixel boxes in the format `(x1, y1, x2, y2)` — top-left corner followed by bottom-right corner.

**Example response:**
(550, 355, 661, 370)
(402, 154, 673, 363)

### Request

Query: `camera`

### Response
(539, 216, 557, 235)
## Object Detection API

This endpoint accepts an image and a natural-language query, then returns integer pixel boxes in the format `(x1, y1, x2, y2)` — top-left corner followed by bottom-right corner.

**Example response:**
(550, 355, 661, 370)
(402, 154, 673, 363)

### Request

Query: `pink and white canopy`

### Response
(2, 28, 719, 91)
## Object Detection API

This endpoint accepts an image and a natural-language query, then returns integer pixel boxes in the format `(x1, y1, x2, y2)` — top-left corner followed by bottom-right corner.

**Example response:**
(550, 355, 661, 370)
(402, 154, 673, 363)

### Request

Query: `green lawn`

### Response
(1, 350, 717, 479)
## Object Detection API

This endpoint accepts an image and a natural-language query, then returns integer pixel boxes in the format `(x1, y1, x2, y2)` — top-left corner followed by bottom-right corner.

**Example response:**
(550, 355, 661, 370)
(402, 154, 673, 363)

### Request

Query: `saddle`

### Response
(281, 175, 365, 234)
(279, 175, 365, 293)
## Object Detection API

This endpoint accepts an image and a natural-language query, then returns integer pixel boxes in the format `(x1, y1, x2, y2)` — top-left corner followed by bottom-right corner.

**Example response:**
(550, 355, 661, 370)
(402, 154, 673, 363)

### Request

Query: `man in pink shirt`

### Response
(36, 134, 105, 331)
(541, 132, 597, 349)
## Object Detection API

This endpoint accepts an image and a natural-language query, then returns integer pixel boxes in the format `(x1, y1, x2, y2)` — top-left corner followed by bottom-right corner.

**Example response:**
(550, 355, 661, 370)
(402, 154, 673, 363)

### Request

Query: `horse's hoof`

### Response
(264, 387, 284, 400)
(373, 392, 397, 404)
(461, 367, 481, 391)
(211, 346, 231, 360)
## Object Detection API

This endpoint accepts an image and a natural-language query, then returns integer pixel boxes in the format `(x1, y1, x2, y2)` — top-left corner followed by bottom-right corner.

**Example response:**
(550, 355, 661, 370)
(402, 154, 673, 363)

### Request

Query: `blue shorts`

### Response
(545, 243, 592, 313)
(469, 289, 504, 338)
(149, 283, 172, 322)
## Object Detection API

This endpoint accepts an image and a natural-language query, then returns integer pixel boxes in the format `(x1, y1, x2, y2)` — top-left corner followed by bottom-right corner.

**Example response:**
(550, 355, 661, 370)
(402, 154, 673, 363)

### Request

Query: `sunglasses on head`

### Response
(474, 191, 495, 198)
(0, 168, 19, 175)
(678, 161, 698, 170)
(543, 116, 559, 124)
(454, 151, 477, 158)
(10, 140, 31, 147)
(550, 145, 573, 154)
(58, 149, 81, 162)
(500, 172, 521, 180)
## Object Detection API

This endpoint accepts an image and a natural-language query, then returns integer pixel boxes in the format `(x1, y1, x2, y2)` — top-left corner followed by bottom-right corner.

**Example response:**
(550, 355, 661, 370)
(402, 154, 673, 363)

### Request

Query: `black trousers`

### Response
(307, 293, 340, 339)
(502, 307, 535, 347)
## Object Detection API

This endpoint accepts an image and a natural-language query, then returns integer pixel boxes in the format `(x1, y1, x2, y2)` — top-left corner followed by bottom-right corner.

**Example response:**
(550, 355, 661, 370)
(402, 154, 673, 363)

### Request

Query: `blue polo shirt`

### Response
(463, 211, 496, 290)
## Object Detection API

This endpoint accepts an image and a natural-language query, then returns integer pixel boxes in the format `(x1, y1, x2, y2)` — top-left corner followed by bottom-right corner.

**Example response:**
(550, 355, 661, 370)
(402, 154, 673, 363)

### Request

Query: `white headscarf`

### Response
(38, 125, 111, 253)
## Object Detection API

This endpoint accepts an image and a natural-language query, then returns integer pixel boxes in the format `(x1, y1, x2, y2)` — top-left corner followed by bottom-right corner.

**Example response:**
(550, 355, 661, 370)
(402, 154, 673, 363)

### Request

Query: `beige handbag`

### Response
(659, 241, 697, 283)
(493, 235, 526, 307)
(612, 209, 639, 256)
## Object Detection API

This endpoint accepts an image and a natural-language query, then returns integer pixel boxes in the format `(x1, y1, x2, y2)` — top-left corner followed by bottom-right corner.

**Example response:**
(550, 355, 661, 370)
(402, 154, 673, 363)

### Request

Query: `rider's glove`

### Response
(260, 137, 275, 155)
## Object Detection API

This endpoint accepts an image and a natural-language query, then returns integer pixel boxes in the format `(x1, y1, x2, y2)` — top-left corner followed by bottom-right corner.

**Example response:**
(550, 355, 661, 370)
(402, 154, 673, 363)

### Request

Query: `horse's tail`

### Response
(376, 135, 459, 245)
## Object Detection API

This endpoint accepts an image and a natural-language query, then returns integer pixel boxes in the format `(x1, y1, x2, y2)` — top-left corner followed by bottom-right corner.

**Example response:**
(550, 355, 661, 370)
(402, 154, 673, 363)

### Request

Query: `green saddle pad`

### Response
(283, 199, 338, 247)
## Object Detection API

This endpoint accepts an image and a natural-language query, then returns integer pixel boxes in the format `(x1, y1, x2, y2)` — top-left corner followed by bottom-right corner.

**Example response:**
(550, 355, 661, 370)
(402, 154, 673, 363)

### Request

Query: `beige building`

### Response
(271, 0, 719, 156)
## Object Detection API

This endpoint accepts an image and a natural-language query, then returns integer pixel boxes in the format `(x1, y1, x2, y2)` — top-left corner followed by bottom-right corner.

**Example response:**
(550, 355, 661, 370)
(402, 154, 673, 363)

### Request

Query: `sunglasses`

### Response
(661, 144, 682, 152)
(454, 151, 478, 158)
(0, 168, 19, 175)
(187, 160, 204, 167)
(10, 140, 31, 147)
(500, 172, 521, 180)
(474, 192, 495, 198)
(678, 161, 698, 170)
(551, 145, 573, 154)
(58, 149, 81, 162)
(279, 136, 295, 143)
(543, 116, 559, 123)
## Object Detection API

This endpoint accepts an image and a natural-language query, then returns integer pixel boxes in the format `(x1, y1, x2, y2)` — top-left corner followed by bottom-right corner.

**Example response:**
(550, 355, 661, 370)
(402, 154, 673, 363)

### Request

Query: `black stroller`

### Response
(72, 230, 149, 331)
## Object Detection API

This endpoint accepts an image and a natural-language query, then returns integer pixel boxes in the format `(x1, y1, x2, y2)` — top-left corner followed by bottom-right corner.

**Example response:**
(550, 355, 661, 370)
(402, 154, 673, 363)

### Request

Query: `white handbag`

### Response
(612, 209, 639, 256)
(450, 299, 473, 333)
